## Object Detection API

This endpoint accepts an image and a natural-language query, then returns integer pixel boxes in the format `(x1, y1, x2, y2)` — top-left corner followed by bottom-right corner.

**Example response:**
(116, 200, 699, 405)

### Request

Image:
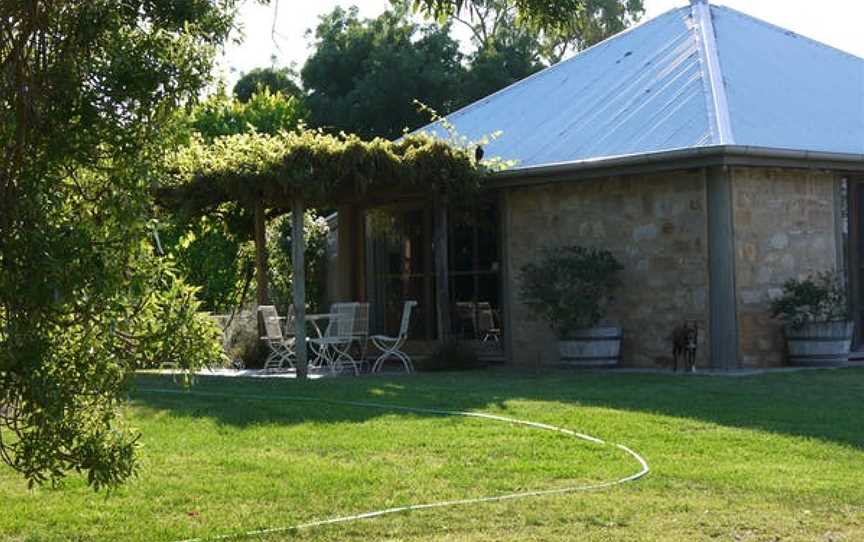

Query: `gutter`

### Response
(488, 145, 864, 189)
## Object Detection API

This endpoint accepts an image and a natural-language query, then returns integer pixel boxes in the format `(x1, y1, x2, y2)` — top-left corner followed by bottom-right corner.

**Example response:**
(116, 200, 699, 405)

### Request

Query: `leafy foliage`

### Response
(189, 88, 306, 142)
(161, 215, 253, 312)
(0, 0, 236, 488)
(425, 0, 643, 65)
(165, 89, 308, 313)
(412, 0, 644, 41)
(519, 246, 623, 337)
(769, 271, 850, 328)
(459, 39, 543, 105)
(301, 2, 642, 140)
(301, 6, 467, 139)
(161, 129, 488, 213)
(233, 66, 302, 103)
(267, 213, 331, 315)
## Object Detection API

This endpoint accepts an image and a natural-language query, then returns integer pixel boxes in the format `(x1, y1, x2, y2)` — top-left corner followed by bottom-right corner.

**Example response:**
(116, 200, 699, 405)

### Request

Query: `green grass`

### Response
(2, 368, 864, 541)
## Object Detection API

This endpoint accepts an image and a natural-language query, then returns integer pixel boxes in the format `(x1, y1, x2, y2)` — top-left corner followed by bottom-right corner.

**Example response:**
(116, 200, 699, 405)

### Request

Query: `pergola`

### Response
(161, 130, 488, 378)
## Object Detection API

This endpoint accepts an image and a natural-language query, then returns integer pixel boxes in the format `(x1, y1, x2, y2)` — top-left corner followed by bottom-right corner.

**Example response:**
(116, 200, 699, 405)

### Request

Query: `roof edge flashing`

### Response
(492, 145, 864, 180)
(692, 1, 735, 145)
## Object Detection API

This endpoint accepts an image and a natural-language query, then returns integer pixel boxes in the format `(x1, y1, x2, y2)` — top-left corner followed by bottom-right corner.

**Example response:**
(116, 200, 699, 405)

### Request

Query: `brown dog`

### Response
(672, 322, 698, 372)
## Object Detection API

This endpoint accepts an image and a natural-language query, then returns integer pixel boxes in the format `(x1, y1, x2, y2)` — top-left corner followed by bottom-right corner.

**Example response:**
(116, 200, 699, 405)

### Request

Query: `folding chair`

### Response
(477, 302, 501, 343)
(371, 301, 417, 373)
(258, 305, 295, 371)
(309, 303, 358, 375)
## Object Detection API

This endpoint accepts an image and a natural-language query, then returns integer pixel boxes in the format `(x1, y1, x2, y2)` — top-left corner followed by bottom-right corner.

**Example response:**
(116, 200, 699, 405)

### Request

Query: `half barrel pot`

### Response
(557, 326, 622, 367)
(784, 321, 853, 366)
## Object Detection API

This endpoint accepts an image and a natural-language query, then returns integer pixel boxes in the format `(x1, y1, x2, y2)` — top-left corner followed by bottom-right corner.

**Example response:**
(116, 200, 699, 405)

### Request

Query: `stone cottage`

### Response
(330, 0, 864, 369)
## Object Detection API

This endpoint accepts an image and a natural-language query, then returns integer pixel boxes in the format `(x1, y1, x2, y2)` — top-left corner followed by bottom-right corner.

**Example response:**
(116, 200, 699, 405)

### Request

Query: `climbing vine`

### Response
(160, 129, 492, 214)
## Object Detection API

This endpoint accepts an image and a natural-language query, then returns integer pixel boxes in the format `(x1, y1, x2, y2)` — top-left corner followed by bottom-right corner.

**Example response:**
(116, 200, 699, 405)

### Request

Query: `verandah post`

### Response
(292, 197, 308, 379)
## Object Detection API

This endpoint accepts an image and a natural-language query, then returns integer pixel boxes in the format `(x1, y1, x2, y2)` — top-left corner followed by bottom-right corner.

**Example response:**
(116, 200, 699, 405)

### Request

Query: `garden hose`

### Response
(138, 387, 650, 542)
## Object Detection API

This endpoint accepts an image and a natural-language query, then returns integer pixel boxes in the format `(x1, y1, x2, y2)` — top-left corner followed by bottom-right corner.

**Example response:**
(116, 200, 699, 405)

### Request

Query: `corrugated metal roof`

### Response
(418, 2, 864, 169)
(712, 5, 864, 155)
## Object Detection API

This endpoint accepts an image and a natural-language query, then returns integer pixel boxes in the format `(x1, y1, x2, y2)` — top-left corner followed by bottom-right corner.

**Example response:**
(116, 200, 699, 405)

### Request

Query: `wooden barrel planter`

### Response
(785, 321, 853, 366)
(557, 326, 622, 367)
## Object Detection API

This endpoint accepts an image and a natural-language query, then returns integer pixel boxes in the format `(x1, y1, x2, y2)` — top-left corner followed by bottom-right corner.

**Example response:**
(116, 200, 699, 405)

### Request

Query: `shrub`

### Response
(210, 307, 261, 368)
(770, 271, 849, 328)
(268, 212, 331, 316)
(519, 246, 623, 338)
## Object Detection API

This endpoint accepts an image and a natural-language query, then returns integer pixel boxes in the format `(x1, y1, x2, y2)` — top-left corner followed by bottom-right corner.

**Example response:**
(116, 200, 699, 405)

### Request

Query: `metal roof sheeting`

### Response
(712, 5, 864, 155)
(418, 3, 864, 170)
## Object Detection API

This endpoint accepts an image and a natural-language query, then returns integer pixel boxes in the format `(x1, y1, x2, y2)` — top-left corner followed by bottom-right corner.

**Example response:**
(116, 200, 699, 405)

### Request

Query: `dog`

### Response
(672, 322, 698, 372)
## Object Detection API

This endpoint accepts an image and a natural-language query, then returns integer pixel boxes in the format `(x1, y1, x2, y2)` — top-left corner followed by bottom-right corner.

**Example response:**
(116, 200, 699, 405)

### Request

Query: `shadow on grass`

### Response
(131, 367, 864, 450)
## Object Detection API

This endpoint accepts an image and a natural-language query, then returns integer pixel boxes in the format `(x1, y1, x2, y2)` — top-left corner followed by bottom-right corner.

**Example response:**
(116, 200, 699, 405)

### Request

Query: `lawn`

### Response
(2, 368, 863, 541)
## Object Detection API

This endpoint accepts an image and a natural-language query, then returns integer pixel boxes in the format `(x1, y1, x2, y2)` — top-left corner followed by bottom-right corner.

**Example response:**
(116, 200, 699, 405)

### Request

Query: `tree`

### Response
(415, 0, 644, 65)
(166, 88, 335, 321)
(414, 0, 644, 43)
(0, 1, 236, 489)
(164, 88, 307, 313)
(233, 66, 303, 103)
(190, 87, 306, 142)
(301, 6, 466, 139)
(458, 25, 544, 105)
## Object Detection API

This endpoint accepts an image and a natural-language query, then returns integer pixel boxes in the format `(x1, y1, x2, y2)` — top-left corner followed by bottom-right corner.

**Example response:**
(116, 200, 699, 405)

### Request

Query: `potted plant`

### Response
(519, 246, 623, 367)
(769, 271, 853, 366)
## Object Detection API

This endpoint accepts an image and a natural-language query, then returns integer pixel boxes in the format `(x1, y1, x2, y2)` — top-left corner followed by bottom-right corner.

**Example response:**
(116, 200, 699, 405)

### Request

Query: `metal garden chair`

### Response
(308, 303, 359, 375)
(371, 300, 417, 373)
(258, 305, 295, 371)
(477, 302, 501, 343)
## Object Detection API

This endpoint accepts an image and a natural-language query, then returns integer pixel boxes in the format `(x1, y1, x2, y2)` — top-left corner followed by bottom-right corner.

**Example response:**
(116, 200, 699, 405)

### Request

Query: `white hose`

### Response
(138, 387, 650, 542)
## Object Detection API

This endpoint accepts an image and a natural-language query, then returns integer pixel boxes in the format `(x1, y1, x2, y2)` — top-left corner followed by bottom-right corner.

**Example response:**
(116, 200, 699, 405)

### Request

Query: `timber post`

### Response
(433, 193, 451, 342)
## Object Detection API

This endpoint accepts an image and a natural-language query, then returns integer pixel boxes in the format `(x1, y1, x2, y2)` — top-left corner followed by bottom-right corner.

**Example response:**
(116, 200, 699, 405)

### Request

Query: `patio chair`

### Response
(309, 303, 359, 375)
(477, 302, 501, 343)
(258, 305, 295, 371)
(371, 300, 417, 373)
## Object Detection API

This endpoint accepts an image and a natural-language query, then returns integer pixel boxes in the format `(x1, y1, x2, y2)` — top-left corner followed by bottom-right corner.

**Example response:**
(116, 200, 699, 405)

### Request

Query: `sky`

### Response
(217, 0, 864, 88)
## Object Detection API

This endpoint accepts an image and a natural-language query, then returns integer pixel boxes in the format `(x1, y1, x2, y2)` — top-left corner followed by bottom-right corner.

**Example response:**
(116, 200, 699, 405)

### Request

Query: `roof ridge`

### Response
(712, 4, 864, 63)
(692, 1, 734, 145)
(421, 6, 690, 131)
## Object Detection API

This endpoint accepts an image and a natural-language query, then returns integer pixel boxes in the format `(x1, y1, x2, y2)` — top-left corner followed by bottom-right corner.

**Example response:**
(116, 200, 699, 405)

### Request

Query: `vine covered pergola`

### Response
(160, 129, 490, 378)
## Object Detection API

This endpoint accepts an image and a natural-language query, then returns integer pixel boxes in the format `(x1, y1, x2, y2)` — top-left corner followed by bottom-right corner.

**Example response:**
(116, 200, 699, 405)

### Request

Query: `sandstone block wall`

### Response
(505, 171, 711, 368)
(730, 168, 839, 368)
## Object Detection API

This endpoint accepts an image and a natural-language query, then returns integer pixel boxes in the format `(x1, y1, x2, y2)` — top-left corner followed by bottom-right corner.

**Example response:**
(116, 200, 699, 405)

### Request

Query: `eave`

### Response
(487, 145, 864, 190)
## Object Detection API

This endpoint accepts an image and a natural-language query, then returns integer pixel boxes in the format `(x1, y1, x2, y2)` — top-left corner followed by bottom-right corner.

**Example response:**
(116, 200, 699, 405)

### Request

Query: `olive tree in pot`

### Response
(519, 246, 623, 367)
(769, 271, 853, 366)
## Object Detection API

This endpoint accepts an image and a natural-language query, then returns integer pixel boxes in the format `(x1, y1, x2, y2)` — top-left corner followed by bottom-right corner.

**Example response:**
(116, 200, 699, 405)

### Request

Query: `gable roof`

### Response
(420, 1, 864, 171)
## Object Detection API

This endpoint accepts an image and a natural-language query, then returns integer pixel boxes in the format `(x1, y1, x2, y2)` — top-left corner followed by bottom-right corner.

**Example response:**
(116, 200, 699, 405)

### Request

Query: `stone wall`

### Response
(730, 167, 840, 368)
(505, 170, 710, 368)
